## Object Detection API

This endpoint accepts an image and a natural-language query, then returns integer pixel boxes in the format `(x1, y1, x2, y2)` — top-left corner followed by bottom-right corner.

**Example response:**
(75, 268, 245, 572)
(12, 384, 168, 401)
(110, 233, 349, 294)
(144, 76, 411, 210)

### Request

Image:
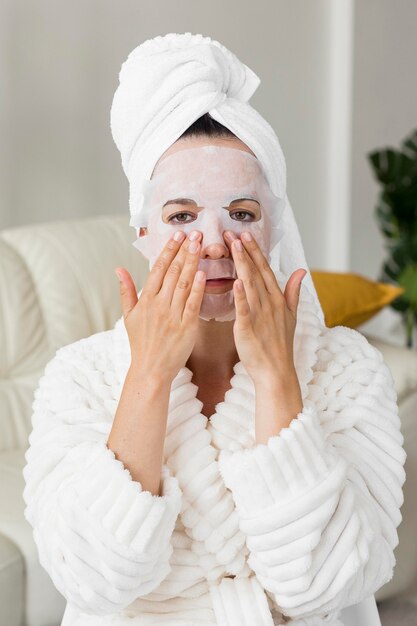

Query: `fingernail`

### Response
(189, 230, 199, 241)
(189, 241, 199, 253)
(234, 239, 243, 252)
(241, 231, 252, 241)
(115, 269, 123, 282)
(174, 231, 184, 242)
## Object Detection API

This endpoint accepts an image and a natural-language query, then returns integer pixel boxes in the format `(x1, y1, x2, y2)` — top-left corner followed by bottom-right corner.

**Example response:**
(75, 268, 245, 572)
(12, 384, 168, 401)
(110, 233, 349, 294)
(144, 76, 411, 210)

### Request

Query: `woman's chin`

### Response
(199, 291, 236, 322)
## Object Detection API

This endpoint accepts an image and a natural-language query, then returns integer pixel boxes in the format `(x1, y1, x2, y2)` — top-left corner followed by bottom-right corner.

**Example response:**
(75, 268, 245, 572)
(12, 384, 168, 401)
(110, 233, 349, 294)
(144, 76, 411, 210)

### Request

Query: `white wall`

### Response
(350, 0, 417, 343)
(350, 0, 417, 279)
(0, 0, 354, 274)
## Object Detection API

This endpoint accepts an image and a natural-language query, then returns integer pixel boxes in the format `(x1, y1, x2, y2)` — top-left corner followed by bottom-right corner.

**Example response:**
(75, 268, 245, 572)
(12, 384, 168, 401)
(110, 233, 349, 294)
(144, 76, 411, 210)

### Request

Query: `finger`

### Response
(182, 269, 206, 324)
(115, 267, 138, 319)
(284, 269, 307, 317)
(158, 231, 202, 302)
(231, 238, 263, 310)
(233, 278, 251, 326)
(239, 231, 283, 300)
(142, 230, 187, 296)
(170, 238, 202, 314)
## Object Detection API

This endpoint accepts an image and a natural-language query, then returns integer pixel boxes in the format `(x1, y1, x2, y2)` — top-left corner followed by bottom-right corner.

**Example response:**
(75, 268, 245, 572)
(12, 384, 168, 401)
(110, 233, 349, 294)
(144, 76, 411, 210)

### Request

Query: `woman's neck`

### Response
(186, 318, 239, 380)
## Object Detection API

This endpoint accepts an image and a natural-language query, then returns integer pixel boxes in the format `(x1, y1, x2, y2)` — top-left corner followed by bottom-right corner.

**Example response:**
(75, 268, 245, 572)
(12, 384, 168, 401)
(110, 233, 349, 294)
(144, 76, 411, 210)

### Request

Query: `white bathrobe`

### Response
(22, 276, 406, 626)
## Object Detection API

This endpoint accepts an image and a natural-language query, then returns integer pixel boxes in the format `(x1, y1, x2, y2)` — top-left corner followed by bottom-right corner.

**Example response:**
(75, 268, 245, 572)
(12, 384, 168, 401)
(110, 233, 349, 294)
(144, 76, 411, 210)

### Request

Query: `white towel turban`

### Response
(110, 32, 325, 326)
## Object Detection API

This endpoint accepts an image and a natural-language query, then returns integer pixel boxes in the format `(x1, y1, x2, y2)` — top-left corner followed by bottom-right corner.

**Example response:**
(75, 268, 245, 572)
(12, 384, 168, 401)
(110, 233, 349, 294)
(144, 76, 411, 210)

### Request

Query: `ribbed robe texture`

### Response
(22, 273, 406, 626)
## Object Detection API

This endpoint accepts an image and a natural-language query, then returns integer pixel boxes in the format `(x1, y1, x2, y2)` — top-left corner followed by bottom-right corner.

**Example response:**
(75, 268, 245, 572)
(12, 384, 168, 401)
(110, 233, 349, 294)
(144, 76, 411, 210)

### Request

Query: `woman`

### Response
(23, 33, 406, 626)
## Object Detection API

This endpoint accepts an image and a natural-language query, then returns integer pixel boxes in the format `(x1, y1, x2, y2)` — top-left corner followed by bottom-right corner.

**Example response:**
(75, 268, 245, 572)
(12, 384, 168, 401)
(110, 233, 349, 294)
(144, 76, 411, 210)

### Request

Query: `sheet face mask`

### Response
(132, 145, 285, 322)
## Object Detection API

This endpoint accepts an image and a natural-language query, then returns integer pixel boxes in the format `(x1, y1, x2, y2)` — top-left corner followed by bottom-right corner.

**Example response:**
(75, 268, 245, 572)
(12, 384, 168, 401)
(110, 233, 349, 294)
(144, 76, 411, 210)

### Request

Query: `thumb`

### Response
(285, 269, 307, 318)
(115, 267, 138, 318)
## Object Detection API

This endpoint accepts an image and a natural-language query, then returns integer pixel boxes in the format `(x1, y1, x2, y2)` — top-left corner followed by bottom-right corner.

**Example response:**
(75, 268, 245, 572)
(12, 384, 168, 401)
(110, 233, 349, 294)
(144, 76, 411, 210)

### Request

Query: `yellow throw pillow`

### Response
(310, 270, 405, 328)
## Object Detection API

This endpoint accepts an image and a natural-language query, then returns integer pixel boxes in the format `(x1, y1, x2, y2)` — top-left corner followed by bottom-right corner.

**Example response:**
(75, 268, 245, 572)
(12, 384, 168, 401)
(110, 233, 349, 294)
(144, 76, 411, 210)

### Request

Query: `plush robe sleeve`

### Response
(22, 337, 182, 616)
(218, 327, 406, 623)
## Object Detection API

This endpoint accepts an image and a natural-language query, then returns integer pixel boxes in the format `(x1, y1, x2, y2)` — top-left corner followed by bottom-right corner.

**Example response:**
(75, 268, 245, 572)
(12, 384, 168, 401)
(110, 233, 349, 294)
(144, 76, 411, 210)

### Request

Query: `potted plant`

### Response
(368, 128, 417, 349)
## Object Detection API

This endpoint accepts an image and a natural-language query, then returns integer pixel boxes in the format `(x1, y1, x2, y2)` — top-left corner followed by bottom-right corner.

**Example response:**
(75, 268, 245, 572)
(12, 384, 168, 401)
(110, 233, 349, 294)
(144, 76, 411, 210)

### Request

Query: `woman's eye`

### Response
(167, 212, 194, 224)
(167, 210, 256, 224)
(231, 210, 255, 221)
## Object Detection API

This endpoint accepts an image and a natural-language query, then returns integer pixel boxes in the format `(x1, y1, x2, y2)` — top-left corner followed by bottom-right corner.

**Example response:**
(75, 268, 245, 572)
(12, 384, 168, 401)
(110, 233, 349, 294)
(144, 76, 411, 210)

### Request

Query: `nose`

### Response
(202, 241, 230, 260)
(200, 231, 231, 259)
(196, 209, 234, 259)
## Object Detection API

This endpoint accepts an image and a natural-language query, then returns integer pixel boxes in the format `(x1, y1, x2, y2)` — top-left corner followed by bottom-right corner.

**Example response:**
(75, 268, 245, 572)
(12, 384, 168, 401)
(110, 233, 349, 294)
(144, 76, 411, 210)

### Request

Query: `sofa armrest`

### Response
(361, 334, 417, 603)
(361, 333, 417, 403)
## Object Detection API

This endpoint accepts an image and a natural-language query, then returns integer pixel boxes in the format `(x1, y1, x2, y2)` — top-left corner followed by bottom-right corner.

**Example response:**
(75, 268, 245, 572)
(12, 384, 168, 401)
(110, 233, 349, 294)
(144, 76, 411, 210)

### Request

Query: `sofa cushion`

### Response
(0, 214, 148, 452)
(0, 533, 23, 626)
(0, 449, 66, 626)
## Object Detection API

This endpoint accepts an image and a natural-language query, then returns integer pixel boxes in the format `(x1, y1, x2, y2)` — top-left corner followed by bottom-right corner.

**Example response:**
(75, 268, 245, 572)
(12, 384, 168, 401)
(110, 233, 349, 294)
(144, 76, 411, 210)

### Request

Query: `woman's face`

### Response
(135, 137, 278, 321)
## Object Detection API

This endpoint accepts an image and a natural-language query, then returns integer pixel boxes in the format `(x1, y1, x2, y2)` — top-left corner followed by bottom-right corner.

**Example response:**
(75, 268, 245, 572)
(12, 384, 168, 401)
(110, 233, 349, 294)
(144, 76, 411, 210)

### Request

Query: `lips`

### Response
(205, 278, 235, 290)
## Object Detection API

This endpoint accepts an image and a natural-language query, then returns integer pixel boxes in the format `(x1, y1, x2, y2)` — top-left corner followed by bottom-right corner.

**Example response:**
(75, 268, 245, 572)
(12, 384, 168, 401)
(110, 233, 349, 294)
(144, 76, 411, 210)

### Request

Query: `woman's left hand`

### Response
(226, 230, 307, 386)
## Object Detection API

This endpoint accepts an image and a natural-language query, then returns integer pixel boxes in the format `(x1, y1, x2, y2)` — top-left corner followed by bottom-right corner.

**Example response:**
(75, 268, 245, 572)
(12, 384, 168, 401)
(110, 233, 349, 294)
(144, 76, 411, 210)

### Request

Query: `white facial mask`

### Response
(133, 145, 285, 322)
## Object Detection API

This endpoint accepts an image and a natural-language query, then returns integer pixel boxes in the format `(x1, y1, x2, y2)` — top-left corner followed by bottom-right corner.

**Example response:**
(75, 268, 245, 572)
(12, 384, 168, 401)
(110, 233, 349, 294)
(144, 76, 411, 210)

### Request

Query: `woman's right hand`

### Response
(114, 230, 205, 383)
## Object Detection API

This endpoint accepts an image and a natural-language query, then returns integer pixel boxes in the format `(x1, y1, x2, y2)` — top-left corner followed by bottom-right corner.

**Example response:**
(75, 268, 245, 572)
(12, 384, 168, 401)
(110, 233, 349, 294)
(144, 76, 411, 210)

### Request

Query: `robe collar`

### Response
(112, 268, 323, 453)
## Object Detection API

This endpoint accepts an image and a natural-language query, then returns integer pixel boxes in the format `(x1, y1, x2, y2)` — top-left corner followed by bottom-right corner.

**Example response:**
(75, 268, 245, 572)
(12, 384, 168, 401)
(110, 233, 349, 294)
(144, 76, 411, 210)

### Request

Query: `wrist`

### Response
(253, 367, 298, 391)
(127, 363, 173, 392)
(254, 369, 304, 444)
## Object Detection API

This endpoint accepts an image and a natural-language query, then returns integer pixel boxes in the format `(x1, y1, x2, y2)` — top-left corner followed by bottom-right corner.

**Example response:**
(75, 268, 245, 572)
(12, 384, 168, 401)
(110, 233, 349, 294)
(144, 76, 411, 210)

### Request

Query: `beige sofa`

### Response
(1, 215, 416, 626)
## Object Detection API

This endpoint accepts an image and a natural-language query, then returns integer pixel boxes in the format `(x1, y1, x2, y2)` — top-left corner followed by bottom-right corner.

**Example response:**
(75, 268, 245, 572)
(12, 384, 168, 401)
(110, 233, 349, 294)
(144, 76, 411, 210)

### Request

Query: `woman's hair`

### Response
(179, 112, 236, 139)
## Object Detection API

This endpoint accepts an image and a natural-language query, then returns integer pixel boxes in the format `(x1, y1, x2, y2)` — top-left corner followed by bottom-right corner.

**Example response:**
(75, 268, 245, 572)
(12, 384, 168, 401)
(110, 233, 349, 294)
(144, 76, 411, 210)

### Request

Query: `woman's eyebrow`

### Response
(162, 198, 197, 207)
(229, 198, 260, 206)
(162, 198, 260, 208)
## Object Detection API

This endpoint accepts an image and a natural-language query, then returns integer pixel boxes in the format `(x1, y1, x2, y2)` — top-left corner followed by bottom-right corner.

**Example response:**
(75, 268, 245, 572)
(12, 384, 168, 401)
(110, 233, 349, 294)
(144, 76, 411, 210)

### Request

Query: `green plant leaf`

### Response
(368, 148, 417, 194)
(381, 259, 399, 282)
(397, 263, 417, 309)
(369, 127, 417, 337)
(402, 128, 417, 160)
(375, 200, 399, 239)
